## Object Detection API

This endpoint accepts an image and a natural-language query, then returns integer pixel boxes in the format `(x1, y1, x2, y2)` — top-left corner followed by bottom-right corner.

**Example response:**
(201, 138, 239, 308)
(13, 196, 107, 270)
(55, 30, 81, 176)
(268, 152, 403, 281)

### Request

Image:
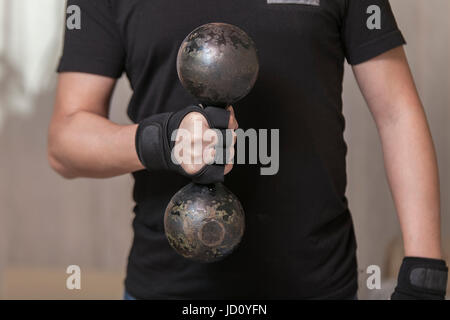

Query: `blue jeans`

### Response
(124, 291, 137, 300)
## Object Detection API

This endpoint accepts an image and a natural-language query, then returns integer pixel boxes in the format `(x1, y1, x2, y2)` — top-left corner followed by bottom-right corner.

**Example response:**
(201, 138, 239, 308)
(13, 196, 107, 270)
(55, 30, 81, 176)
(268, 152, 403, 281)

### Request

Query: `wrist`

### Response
(404, 249, 443, 260)
(404, 243, 443, 260)
(126, 124, 145, 171)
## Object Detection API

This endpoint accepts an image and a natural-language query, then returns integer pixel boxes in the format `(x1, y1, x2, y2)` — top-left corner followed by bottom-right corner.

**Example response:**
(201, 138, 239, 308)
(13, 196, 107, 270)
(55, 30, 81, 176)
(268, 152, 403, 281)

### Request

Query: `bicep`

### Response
(53, 72, 117, 120)
(352, 46, 421, 125)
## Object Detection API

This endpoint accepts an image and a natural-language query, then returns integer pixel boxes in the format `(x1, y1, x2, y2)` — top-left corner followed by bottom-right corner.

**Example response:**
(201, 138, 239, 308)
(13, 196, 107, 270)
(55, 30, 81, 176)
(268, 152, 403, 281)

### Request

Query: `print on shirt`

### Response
(267, 0, 320, 6)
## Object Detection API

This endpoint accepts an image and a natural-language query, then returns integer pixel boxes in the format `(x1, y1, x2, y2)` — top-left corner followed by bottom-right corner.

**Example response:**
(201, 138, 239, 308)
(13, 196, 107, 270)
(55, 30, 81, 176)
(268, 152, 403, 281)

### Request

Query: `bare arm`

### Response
(353, 47, 442, 259)
(48, 72, 143, 179)
(48, 72, 236, 179)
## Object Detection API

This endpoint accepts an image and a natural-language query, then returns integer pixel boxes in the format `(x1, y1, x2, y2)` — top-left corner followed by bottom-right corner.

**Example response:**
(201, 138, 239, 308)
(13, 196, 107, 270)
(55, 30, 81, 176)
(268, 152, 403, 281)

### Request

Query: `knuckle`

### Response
(187, 111, 206, 123)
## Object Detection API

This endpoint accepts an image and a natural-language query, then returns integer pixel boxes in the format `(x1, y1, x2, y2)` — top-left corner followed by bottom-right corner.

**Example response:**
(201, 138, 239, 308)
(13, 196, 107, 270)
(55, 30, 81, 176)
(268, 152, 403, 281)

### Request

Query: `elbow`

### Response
(47, 152, 77, 179)
(47, 130, 78, 180)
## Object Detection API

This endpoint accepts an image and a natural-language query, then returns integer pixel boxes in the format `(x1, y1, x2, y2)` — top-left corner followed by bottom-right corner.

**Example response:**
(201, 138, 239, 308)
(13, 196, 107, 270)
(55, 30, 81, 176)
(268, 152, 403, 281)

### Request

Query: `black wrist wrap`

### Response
(391, 257, 448, 300)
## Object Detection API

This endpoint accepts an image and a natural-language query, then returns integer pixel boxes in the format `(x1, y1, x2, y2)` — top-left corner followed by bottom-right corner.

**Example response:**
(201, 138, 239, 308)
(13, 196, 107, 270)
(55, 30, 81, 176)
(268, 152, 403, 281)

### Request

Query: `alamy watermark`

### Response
(366, 265, 381, 290)
(66, 265, 81, 290)
(171, 122, 280, 176)
(66, 5, 81, 30)
(367, 5, 382, 30)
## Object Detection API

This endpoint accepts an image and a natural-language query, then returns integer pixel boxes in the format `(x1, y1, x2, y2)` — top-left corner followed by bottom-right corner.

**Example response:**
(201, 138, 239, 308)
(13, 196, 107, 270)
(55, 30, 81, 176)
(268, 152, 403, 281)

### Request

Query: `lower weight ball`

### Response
(164, 183, 245, 263)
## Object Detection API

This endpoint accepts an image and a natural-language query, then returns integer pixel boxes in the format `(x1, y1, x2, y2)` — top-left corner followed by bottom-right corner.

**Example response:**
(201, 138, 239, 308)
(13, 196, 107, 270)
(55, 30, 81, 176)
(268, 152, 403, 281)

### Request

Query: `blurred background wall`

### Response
(0, 0, 448, 299)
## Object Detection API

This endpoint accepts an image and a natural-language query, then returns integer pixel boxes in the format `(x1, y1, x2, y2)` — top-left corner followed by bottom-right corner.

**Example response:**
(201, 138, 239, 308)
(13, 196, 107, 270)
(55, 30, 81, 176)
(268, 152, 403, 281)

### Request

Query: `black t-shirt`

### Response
(58, 0, 405, 299)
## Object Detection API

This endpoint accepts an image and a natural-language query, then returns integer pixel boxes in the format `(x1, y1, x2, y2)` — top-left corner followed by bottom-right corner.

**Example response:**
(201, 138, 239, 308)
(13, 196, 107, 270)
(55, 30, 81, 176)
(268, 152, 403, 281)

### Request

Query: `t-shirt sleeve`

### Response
(342, 0, 406, 65)
(57, 0, 125, 78)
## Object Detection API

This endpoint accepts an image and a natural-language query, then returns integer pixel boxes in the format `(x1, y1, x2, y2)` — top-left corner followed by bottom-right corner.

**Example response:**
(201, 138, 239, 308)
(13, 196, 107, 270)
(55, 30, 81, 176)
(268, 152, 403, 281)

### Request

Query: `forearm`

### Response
(377, 102, 442, 259)
(48, 110, 143, 179)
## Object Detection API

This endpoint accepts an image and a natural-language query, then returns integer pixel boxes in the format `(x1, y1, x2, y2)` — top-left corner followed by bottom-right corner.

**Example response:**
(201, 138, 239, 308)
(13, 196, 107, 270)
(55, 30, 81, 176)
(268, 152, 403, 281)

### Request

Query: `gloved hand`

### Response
(391, 257, 448, 300)
(135, 105, 237, 184)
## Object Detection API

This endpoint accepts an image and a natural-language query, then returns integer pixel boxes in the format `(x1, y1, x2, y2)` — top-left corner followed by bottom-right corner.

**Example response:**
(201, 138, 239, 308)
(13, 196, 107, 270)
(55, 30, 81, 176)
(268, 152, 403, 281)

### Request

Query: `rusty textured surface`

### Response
(177, 23, 259, 107)
(164, 183, 245, 263)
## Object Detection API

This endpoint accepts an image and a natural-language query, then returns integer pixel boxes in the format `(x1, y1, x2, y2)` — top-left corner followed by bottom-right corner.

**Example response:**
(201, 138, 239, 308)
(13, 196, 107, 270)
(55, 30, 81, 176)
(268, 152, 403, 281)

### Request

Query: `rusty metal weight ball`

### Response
(165, 183, 245, 263)
(176, 23, 259, 107)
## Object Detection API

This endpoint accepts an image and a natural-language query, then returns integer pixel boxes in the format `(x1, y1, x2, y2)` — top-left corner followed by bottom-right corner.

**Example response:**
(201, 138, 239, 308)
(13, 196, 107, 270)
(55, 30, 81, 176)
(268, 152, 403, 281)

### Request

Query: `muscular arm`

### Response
(353, 47, 442, 259)
(48, 72, 236, 179)
(48, 72, 143, 179)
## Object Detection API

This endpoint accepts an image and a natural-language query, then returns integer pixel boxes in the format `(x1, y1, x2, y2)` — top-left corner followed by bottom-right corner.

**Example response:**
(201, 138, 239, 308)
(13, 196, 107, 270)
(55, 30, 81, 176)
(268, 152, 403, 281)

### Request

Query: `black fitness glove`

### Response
(135, 105, 231, 184)
(391, 257, 448, 300)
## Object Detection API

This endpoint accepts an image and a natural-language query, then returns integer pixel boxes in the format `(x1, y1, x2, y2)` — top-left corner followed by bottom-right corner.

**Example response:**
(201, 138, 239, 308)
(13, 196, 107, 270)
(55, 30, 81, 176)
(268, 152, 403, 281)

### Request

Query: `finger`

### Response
(226, 105, 238, 129)
(203, 146, 216, 165)
(182, 163, 204, 175)
(224, 163, 233, 175)
(226, 146, 235, 164)
(180, 112, 209, 134)
(207, 129, 219, 145)
(184, 111, 207, 124)
(230, 129, 237, 147)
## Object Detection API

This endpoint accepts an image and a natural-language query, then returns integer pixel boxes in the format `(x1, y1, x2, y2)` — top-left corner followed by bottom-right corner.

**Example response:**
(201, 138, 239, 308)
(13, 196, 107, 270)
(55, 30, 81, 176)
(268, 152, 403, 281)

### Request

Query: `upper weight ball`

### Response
(177, 23, 259, 107)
